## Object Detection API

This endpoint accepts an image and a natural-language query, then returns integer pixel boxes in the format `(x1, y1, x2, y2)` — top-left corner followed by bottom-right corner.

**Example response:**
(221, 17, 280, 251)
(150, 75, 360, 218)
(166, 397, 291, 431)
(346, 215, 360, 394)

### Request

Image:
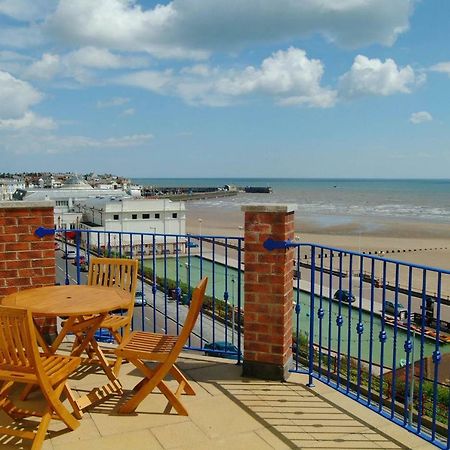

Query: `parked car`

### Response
(62, 250, 76, 259)
(186, 241, 199, 248)
(72, 255, 86, 265)
(333, 289, 356, 303)
(204, 341, 240, 359)
(134, 291, 147, 306)
(384, 300, 408, 320)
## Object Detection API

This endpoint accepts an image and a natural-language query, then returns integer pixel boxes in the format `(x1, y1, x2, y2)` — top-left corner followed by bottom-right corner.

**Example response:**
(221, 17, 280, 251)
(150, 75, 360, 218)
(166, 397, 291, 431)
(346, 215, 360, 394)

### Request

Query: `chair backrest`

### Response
(0, 306, 39, 374)
(173, 277, 208, 353)
(88, 257, 139, 304)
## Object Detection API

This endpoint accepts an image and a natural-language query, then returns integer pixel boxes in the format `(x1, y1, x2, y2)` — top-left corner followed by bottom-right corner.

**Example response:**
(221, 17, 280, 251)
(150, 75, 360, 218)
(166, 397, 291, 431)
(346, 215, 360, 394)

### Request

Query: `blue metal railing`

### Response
(38, 227, 244, 363)
(39, 225, 450, 447)
(268, 239, 450, 449)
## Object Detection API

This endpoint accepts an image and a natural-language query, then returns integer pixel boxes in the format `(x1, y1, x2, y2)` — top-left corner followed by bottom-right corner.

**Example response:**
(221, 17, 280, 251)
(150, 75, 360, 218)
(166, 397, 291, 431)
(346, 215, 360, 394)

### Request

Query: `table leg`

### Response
(68, 314, 123, 415)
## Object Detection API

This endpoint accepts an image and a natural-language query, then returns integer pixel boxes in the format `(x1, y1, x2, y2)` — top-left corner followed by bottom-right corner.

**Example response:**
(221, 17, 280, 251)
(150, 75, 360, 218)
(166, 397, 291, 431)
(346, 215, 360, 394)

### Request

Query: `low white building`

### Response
(77, 197, 186, 255)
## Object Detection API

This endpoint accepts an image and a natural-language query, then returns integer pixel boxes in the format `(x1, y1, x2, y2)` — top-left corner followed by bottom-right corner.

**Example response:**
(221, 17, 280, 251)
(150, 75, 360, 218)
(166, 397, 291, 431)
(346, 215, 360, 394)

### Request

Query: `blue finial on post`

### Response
(34, 227, 55, 238)
(263, 238, 294, 251)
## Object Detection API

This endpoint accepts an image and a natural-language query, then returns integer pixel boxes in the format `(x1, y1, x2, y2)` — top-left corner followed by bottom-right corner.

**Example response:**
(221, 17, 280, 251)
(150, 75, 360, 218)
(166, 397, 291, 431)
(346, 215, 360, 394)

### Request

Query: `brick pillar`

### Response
(0, 201, 56, 342)
(241, 204, 296, 381)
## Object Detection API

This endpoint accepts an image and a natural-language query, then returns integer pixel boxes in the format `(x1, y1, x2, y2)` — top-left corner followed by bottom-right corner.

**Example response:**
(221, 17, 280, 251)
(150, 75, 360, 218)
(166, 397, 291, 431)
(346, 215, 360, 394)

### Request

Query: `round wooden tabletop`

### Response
(1, 285, 131, 316)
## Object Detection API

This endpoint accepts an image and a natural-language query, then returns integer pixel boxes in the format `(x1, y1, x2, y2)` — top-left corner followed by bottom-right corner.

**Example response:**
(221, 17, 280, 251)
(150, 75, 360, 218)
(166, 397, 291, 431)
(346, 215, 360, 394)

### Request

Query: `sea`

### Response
(132, 178, 450, 227)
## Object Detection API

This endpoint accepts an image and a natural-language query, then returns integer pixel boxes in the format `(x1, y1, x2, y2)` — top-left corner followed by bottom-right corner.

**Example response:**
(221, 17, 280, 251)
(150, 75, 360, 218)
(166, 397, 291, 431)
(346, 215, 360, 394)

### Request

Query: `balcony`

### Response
(1, 349, 435, 450)
(0, 202, 448, 449)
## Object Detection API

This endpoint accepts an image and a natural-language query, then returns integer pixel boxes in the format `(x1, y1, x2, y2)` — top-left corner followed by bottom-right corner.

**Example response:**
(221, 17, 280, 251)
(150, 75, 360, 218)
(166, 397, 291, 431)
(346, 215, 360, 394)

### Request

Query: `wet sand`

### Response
(186, 204, 450, 273)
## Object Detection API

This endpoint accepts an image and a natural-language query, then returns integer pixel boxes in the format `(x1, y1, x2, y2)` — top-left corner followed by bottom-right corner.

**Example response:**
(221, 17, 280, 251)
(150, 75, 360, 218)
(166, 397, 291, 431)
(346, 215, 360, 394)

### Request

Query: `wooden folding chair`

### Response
(70, 257, 138, 373)
(115, 277, 208, 416)
(0, 306, 81, 450)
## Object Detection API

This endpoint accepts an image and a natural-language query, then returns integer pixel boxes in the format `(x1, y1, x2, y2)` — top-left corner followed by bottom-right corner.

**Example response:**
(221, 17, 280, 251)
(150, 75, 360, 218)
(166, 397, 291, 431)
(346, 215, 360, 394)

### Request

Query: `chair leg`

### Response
(63, 384, 83, 420)
(170, 365, 196, 396)
(118, 359, 188, 416)
(0, 381, 16, 418)
(20, 383, 37, 401)
(110, 329, 124, 376)
(31, 407, 52, 450)
(42, 381, 80, 431)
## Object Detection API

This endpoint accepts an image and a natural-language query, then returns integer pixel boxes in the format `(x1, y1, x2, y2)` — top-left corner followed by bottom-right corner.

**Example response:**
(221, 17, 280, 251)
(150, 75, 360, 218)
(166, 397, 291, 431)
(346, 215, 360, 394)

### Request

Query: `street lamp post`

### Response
(231, 277, 236, 346)
(409, 329, 416, 426)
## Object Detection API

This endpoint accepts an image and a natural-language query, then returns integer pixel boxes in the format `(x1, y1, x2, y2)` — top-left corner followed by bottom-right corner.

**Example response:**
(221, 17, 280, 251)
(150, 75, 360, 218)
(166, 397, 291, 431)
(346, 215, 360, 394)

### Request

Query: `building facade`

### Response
(77, 197, 186, 255)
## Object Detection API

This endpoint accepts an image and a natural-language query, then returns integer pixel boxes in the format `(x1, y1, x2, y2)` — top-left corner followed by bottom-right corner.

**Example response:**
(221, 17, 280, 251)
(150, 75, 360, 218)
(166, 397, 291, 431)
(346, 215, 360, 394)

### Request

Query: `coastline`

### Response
(186, 205, 450, 272)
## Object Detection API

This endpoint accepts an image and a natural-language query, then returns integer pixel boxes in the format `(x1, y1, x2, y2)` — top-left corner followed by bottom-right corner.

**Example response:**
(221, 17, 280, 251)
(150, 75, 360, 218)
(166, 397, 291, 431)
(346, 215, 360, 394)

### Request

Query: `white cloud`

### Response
(0, 51, 33, 75)
(0, 25, 45, 49)
(339, 55, 420, 98)
(24, 53, 61, 80)
(0, 71, 43, 118)
(45, 0, 207, 60)
(409, 111, 432, 124)
(121, 108, 135, 116)
(45, 0, 413, 59)
(66, 47, 148, 70)
(0, 71, 56, 131)
(0, 132, 153, 155)
(23, 47, 150, 82)
(429, 62, 450, 76)
(118, 47, 336, 108)
(97, 97, 130, 108)
(0, 0, 55, 21)
(0, 111, 56, 130)
(45, 133, 153, 150)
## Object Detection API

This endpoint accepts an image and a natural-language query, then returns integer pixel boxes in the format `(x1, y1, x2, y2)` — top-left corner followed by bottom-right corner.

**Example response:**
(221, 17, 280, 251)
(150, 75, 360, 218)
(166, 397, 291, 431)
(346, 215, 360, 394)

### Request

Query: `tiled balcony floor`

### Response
(0, 352, 436, 450)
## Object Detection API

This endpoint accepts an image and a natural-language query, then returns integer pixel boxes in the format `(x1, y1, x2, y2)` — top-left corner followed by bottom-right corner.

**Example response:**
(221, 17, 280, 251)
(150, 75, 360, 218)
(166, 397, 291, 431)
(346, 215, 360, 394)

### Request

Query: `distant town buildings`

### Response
(1, 172, 186, 255)
(0, 177, 26, 201)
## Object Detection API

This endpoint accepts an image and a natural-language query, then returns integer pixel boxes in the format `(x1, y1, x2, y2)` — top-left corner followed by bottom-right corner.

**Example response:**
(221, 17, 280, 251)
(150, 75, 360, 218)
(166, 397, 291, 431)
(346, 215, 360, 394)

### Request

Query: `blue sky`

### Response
(0, 0, 449, 178)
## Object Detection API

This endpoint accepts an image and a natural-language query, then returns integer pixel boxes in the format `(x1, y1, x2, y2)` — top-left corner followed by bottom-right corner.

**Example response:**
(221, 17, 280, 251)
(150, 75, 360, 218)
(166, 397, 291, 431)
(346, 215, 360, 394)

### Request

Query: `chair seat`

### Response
(100, 314, 130, 331)
(0, 354, 81, 386)
(116, 331, 178, 361)
(114, 278, 207, 416)
(63, 313, 129, 334)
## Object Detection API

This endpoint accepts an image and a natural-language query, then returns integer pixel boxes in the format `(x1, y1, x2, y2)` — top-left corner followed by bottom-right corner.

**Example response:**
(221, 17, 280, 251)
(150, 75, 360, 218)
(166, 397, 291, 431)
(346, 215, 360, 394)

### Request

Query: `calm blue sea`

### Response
(132, 178, 450, 225)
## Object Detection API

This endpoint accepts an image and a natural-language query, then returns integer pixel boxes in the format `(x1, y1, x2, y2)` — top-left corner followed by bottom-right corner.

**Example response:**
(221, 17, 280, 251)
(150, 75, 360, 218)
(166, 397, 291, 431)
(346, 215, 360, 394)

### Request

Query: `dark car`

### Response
(333, 289, 356, 303)
(204, 341, 240, 359)
(384, 300, 408, 320)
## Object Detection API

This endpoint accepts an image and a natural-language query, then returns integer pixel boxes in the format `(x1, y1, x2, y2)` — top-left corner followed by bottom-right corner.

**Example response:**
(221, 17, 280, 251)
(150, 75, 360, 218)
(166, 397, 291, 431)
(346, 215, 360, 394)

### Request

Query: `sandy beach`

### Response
(186, 204, 450, 268)
(186, 203, 450, 300)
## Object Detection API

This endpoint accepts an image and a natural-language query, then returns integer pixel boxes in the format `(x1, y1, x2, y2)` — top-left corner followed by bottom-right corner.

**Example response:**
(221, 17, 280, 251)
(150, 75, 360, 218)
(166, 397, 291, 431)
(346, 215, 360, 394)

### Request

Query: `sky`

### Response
(0, 0, 449, 178)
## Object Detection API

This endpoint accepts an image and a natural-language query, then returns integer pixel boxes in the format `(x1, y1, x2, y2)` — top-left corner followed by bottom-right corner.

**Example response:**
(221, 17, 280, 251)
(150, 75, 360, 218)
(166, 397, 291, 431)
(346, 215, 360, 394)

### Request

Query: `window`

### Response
(142, 213, 150, 219)
(113, 214, 119, 220)
(172, 213, 177, 218)
(155, 213, 160, 219)
(132, 214, 137, 220)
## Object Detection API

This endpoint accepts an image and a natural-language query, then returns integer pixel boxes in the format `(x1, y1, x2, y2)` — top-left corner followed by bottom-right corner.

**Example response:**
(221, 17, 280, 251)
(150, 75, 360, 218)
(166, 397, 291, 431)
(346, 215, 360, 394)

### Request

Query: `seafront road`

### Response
(55, 251, 239, 350)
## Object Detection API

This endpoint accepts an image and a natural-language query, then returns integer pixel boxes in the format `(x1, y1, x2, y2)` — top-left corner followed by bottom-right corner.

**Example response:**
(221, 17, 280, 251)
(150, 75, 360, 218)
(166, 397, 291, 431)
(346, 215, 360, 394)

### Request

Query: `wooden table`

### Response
(2, 285, 131, 417)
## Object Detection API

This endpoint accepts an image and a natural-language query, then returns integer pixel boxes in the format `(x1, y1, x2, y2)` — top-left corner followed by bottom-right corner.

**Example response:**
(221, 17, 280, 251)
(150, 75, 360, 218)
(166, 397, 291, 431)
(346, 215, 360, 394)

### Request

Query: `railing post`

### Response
(241, 204, 296, 381)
